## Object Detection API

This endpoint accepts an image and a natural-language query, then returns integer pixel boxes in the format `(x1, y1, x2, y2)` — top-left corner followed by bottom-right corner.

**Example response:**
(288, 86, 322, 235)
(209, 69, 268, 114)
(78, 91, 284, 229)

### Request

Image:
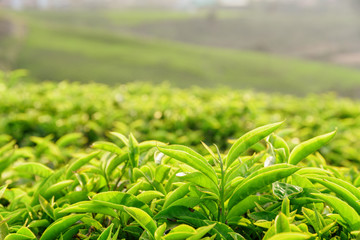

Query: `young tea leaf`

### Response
(288, 131, 336, 165)
(228, 165, 299, 209)
(40, 214, 86, 240)
(124, 206, 157, 239)
(272, 182, 303, 200)
(14, 162, 53, 178)
(312, 193, 360, 231)
(267, 232, 312, 240)
(226, 122, 283, 168)
(97, 223, 113, 240)
(158, 145, 218, 185)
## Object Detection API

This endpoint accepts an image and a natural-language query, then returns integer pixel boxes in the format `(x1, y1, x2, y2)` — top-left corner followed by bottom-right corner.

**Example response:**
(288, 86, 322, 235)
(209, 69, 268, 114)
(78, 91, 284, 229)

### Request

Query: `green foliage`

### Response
(1, 70, 360, 239)
(1, 118, 360, 239)
(2, 71, 360, 169)
(4, 11, 360, 96)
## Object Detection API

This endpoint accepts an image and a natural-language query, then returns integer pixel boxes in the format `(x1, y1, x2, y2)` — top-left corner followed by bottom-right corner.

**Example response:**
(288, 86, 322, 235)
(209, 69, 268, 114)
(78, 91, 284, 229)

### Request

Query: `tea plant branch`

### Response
(215, 144, 226, 223)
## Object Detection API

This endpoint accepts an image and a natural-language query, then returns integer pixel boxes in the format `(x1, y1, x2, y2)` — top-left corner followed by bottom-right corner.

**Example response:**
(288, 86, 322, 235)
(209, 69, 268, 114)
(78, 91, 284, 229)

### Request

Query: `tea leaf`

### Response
(137, 191, 164, 204)
(92, 141, 123, 155)
(228, 165, 299, 209)
(226, 122, 283, 168)
(66, 152, 100, 179)
(158, 145, 218, 185)
(275, 212, 290, 233)
(154, 223, 166, 240)
(110, 132, 129, 147)
(92, 191, 152, 215)
(43, 180, 74, 199)
(312, 193, 360, 231)
(176, 172, 219, 196)
(187, 223, 216, 240)
(59, 201, 117, 218)
(227, 195, 274, 220)
(308, 177, 360, 214)
(97, 223, 113, 240)
(40, 214, 86, 240)
(15, 162, 53, 178)
(272, 182, 303, 200)
(267, 232, 312, 240)
(289, 131, 336, 165)
(124, 206, 157, 239)
(163, 183, 191, 209)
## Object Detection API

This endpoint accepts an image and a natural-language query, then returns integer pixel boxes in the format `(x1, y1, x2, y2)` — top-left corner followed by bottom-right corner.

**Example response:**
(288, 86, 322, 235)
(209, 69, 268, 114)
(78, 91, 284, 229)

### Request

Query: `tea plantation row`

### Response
(3, 120, 360, 239)
(1, 70, 360, 167)
(2, 71, 360, 239)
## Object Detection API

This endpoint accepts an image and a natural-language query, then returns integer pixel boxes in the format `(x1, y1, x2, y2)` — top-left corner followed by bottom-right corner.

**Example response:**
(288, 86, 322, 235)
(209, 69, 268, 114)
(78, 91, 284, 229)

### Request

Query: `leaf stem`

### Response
(215, 145, 226, 223)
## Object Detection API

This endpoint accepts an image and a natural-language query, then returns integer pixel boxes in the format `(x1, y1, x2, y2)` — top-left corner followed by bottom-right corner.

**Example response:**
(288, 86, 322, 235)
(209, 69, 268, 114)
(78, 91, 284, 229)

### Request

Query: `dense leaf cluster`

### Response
(2, 70, 360, 239)
(1, 70, 360, 167)
(2, 122, 360, 239)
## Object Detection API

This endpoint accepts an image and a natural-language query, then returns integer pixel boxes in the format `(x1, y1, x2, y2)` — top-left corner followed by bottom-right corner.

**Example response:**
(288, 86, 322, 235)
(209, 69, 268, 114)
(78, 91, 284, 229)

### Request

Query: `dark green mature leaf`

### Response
(40, 214, 86, 240)
(226, 122, 283, 168)
(288, 131, 336, 165)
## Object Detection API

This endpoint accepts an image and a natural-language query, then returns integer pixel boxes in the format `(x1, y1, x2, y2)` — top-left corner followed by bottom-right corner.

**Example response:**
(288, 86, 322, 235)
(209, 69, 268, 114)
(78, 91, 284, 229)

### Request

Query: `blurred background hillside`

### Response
(1, 0, 360, 96)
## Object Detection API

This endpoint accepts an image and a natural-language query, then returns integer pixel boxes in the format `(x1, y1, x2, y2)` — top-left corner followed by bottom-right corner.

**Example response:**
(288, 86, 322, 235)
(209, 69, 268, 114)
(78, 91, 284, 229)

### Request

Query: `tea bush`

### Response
(2, 70, 360, 239)
(1, 70, 360, 166)
(2, 123, 360, 239)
